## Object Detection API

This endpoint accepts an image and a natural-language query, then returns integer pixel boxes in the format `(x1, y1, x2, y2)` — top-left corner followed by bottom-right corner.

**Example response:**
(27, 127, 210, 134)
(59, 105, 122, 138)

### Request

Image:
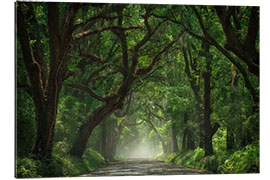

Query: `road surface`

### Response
(79, 158, 206, 176)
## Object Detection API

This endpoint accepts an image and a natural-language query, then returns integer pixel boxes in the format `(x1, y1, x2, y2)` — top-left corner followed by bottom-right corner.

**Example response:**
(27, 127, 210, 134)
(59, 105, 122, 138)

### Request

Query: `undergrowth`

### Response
(16, 143, 106, 178)
(162, 142, 259, 174)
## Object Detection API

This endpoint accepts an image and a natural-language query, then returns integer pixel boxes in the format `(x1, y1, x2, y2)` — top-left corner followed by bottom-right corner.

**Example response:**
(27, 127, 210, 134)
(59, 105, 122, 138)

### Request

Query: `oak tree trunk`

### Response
(171, 119, 179, 152)
(203, 64, 214, 156)
(70, 100, 123, 157)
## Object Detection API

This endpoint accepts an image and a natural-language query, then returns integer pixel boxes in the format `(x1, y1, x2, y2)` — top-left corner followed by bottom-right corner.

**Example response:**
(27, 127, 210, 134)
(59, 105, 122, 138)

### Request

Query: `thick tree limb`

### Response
(61, 3, 82, 47)
(63, 70, 81, 81)
(23, 3, 48, 88)
(68, 83, 106, 101)
(214, 6, 259, 76)
(125, 120, 144, 127)
(17, 3, 45, 100)
(80, 54, 106, 64)
(73, 4, 127, 30)
(112, 9, 129, 71)
(91, 70, 120, 84)
(73, 25, 143, 40)
(244, 6, 259, 65)
(211, 122, 220, 137)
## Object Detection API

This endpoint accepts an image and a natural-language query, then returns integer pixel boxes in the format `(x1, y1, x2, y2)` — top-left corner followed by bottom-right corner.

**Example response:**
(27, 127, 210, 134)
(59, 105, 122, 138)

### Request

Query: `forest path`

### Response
(79, 158, 206, 176)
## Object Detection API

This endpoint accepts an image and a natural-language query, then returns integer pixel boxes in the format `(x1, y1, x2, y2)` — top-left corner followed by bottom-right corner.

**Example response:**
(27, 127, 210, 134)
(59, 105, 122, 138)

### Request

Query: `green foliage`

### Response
(16, 89, 36, 157)
(155, 153, 170, 161)
(16, 147, 106, 178)
(16, 158, 41, 178)
(83, 148, 107, 169)
(163, 142, 259, 174)
(218, 142, 259, 173)
(168, 148, 205, 170)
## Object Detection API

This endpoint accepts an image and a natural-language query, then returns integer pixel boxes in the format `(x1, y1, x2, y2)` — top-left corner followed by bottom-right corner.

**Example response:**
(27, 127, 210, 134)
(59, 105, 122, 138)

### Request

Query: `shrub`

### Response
(16, 158, 41, 178)
(155, 153, 170, 161)
(218, 142, 259, 173)
(167, 148, 205, 170)
(83, 148, 106, 170)
(16, 147, 106, 178)
(163, 142, 259, 174)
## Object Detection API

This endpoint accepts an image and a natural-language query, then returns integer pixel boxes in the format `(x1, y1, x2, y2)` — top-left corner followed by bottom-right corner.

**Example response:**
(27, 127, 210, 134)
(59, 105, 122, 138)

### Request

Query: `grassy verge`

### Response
(16, 147, 106, 178)
(156, 142, 259, 174)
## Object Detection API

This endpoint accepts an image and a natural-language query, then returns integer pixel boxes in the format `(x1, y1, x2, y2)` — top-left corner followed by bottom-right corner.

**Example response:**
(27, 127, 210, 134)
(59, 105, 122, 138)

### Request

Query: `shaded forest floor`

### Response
(79, 158, 206, 176)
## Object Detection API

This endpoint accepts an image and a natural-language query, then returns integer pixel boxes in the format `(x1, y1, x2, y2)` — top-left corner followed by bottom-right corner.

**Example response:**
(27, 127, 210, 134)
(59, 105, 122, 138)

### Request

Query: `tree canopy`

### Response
(16, 2, 259, 177)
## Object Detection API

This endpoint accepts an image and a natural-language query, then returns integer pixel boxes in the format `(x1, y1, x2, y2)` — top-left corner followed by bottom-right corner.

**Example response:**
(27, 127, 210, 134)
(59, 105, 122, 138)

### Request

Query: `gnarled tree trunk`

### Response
(17, 2, 80, 159)
(171, 118, 179, 152)
(70, 99, 124, 157)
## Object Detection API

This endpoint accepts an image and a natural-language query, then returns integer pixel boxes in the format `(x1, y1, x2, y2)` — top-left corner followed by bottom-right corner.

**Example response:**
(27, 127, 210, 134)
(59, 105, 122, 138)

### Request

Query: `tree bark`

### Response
(182, 112, 195, 151)
(147, 119, 167, 154)
(201, 43, 220, 156)
(101, 119, 107, 158)
(214, 6, 259, 76)
(17, 2, 80, 159)
(70, 100, 123, 157)
(203, 60, 214, 156)
(182, 48, 204, 148)
(171, 119, 179, 152)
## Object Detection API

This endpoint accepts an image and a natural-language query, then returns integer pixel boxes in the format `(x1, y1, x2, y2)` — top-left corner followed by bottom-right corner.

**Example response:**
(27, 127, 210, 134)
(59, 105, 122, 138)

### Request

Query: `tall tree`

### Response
(17, 2, 81, 158)
(69, 6, 184, 157)
(182, 46, 204, 148)
(214, 6, 259, 76)
(201, 42, 219, 156)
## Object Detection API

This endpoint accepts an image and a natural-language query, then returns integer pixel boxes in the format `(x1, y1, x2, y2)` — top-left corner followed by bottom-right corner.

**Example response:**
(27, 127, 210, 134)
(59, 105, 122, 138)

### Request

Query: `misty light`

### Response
(119, 140, 162, 159)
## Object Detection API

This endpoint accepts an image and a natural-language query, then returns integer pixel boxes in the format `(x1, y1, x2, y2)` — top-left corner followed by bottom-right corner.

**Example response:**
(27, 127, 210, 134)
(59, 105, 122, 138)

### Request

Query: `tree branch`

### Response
(73, 4, 127, 30)
(72, 25, 143, 40)
(79, 54, 106, 64)
(244, 6, 259, 65)
(214, 6, 259, 76)
(23, 3, 48, 88)
(211, 122, 220, 137)
(112, 9, 129, 71)
(125, 120, 144, 127)
(130, 20, 165, 73)
(83, 64, 110, 85)
(136, 30, 184, 75)
(73, 15, 119, 30)
(68, 83, 106, 101)
(17, 3, 45, 100)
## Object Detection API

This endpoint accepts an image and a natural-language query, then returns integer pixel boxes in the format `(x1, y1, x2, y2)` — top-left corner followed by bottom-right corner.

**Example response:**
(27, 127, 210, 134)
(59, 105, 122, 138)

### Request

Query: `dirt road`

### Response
(80, 158, 206, 176)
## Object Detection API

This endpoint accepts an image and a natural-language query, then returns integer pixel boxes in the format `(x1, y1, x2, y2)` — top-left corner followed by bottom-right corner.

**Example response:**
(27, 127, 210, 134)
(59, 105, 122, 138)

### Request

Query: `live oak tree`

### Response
(68, 5, 183, 157)
(17, 2, 146, 159)
(17, 2, 82, 158)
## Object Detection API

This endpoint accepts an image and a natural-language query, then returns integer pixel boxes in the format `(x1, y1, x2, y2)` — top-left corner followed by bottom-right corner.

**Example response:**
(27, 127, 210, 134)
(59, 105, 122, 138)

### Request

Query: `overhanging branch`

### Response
(73, 25, 143, 40)
(136, 30, 184, 75)
(68, 83, 106, 101)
